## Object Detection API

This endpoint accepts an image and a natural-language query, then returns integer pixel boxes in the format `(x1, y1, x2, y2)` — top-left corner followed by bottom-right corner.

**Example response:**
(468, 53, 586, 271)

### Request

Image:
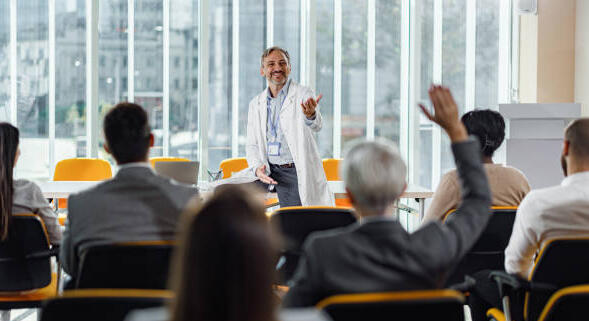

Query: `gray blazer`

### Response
(59, 165, 199, 277)
(283, 139, 492, 307)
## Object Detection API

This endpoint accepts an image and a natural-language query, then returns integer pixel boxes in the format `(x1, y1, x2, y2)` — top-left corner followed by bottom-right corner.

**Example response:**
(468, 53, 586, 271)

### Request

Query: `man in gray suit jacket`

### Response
(60, 102, 198, 278)
(283, 86, 492, 307)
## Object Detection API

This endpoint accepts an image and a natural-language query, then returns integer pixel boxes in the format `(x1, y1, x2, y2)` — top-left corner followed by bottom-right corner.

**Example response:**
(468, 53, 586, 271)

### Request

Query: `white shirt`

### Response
(504, 171, 589, 277)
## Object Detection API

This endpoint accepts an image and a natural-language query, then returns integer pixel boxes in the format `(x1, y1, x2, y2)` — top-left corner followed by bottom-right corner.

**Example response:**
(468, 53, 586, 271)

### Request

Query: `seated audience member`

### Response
(282, 86, 492, 307)
(0, 123, 61, 321)
(125, 184, 329, 321)
(424, 109, 530, 222)
(59, 103, 198, 280)
(0, 123, 61, 244)
(469, 118, 589, 321)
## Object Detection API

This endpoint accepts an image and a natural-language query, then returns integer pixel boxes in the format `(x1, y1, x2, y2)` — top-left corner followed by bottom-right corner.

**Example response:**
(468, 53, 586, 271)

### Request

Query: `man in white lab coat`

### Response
(246, 46, 334, 207)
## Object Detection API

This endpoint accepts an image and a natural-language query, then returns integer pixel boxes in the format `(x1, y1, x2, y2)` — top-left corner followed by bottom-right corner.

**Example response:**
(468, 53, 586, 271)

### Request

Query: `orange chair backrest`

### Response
(322, 158, 342, 181)
(219, 157, 249, 179)
(53, 158, 112, 181)
(149, 157, 190, 168)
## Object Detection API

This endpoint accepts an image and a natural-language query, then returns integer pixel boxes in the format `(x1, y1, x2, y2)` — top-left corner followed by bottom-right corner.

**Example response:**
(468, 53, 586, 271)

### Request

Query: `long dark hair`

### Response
(0, 123, 19, 240)
(169, 184, 278, 321)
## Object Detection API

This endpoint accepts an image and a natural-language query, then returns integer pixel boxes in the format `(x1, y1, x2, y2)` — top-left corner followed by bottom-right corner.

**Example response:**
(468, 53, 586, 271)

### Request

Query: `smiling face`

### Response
(260, 49, 291, 86)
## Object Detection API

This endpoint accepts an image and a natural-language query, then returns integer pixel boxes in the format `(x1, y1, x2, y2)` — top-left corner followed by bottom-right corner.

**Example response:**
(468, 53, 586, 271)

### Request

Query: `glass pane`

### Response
(56, 1, 86, 161)
(375, 0, 402, 146)
(0, 2, 9, 122)
(316, 0, 334, 158)
(207, 0, 232, 170)
(98, 0, 128, 162)
(415, 0, 434, 189)
(16, 0, 50, 179)
(341, 0, 367, 153)
(442, 0, 466, 112)
(440, 0, 467, 177)
(169, 0, 199, 160)
(239, 0, 266, 156)
(475, 0, 500, 108)
(135, 0, 164, 156)
(274, 1, 300, 81)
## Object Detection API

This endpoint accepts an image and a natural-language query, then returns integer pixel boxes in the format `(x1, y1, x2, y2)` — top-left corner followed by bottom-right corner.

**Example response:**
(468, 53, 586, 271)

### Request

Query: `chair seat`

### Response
(0, 272, 57, 309)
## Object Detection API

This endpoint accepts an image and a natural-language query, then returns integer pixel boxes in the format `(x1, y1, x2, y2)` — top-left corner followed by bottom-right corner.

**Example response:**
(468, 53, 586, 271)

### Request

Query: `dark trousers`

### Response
(269, 163, 302, 208)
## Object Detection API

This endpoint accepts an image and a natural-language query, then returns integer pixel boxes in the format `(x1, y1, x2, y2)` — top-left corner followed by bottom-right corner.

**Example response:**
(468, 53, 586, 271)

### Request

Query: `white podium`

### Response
(498, 103, 581, 189)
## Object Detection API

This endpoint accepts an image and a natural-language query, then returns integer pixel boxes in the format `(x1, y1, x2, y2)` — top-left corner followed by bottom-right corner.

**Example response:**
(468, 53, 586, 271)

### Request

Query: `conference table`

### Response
(37, 180, 433, 220)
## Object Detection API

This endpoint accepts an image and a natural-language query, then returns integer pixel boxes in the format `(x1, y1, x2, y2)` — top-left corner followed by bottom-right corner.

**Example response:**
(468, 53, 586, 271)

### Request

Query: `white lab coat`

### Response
(246, 80, 334, 206)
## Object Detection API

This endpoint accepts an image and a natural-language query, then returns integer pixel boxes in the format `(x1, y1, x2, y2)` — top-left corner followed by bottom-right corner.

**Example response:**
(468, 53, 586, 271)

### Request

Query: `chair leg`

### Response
(502, 296, 512, 321)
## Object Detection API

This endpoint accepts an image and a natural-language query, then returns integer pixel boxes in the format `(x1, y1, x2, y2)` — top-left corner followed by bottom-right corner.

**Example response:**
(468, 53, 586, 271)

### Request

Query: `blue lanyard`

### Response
(267, 94, 288, 138)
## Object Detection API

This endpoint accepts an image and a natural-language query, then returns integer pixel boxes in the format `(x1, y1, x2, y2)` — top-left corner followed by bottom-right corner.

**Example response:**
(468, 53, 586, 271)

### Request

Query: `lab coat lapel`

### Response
(280, 81, 297, 118)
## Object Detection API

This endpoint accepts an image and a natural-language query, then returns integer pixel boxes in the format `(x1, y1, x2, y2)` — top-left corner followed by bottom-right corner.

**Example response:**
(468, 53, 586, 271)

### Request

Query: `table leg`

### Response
(417, 198, 425, 221)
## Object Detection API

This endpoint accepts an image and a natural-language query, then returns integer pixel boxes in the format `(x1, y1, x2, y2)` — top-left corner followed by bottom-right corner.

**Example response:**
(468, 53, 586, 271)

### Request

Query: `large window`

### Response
(3, 0, 515, 189)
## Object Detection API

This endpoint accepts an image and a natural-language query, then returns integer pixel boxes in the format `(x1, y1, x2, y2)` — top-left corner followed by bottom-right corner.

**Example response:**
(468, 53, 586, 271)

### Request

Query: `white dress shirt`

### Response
(504, 171, 589, 277)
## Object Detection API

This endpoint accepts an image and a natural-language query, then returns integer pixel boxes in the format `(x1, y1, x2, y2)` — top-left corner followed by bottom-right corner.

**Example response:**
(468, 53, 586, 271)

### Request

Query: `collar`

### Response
(266, 78, 292, 100)
(117, 162, 154, 172)
(360, 214, 396, 225)
(561, 171, 589, 187)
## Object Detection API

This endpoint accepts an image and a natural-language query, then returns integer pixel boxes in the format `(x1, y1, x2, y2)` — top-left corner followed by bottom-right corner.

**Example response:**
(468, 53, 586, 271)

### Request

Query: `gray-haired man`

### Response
(283, 86, 492, 307)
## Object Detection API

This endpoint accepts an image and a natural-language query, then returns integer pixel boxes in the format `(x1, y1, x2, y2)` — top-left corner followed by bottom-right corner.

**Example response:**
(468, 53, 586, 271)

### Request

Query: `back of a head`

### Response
(170, 184, 277, 321)
(565, 118, 589, 160)
(0, 123, 19, 241)
(342, 139, 407, 216)
(461, 109, 505, 158)
(103, 102, 151, 164)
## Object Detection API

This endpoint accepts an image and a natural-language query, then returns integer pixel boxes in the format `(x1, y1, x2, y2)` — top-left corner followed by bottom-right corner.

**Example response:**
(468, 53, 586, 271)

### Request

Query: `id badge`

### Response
(268, 142, 281, 156)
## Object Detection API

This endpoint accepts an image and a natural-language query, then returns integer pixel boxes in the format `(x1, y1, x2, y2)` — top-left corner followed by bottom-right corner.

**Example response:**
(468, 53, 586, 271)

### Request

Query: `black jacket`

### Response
(283, 139, 492, 307)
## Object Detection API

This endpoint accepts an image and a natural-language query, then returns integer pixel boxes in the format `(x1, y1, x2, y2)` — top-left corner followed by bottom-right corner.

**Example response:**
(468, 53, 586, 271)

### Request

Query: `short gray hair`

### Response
(341, 139, 407, 215)
(260, 46, 290, 67)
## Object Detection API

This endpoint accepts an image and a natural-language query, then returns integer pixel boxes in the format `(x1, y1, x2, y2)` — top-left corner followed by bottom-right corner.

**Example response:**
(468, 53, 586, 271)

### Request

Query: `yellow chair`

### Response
(322, 158, 351, 208)
(53, 158, 113, 211)
(0, 214, 59, 310)
(219, 157, 249, 179)
(40, 289, 173, 321)
(317, 290, 466, 321)
(322, 158, 342, 181)
(149, 157, 190, 168)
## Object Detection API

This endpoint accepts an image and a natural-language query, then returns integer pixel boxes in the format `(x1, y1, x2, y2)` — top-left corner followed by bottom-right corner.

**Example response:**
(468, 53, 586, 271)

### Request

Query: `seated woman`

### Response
(0, 123, 61, 244)
(0, 123, 61, 321)
(126, 184, 328, 321)
(423, 109, 530, 222)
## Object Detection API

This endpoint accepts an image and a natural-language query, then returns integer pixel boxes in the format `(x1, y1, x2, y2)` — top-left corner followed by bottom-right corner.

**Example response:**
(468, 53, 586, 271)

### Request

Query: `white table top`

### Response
(37, 180, 433, 200)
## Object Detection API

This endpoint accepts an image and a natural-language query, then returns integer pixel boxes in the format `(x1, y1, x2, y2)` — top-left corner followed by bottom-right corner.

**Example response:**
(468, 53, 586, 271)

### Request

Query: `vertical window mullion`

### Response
(86, 0, 99, 158)
(307, 0, 317, 90)
(333, 0, 342, 158)
(127, 0, 134, 102)
(400, 0, 411, 181)
(198, 0, 210, 177)
(366, 0, 375, 140)
(431, 0, 443, 189)
(163, 0, 170, 156)
(498, 0, 511, 103)
(231, 0, 240, 158)
(49, 0, 56, 172)
(266, 0, 274, 47)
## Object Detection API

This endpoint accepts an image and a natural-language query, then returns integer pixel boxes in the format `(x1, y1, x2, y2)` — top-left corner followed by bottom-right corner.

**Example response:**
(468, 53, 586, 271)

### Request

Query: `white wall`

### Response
(575, 0, 589, 116)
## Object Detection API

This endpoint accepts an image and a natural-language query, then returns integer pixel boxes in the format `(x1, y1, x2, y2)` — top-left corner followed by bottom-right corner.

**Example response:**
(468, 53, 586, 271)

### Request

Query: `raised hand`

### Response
(301, 94, 322, 119)
(418, 85, 468, 143)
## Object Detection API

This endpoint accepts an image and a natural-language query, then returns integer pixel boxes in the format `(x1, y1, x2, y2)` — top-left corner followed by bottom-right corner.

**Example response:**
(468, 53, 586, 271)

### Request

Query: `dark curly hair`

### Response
(461, 109, 505, 158)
